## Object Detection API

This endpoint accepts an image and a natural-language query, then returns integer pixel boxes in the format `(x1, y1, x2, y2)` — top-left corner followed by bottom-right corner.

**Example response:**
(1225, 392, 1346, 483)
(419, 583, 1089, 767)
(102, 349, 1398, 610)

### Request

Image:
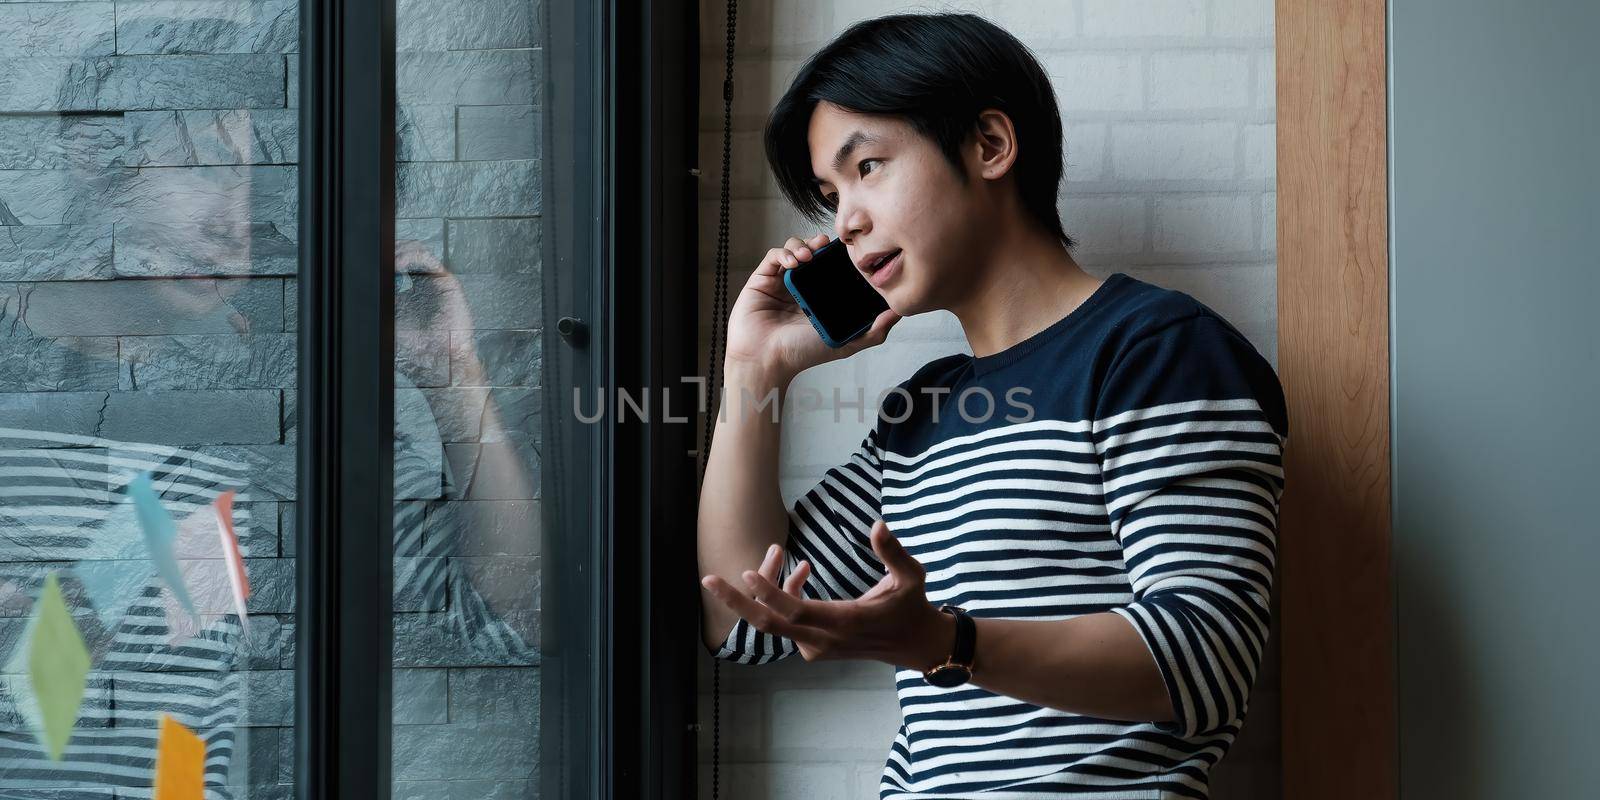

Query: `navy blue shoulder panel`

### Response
(872, 273, 1288, 455)
(1093, 309, 1287, 437)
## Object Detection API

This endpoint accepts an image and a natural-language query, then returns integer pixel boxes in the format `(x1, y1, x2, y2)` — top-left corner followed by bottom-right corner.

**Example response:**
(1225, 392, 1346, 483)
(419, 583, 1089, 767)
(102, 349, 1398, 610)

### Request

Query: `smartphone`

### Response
(782, 238, 890, 348)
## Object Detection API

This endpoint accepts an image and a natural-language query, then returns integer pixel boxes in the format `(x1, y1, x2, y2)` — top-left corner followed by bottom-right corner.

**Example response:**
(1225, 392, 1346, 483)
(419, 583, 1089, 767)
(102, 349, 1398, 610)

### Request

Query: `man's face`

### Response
(807, 102, 993, 316)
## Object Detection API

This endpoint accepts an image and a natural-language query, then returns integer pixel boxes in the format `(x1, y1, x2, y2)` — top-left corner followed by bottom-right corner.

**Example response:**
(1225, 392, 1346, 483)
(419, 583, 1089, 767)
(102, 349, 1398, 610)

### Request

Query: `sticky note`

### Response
(154, 713, 205, 800)
(158, 492, 250, 644)
(214, 490, 251, 632)
(128, 472, 198, 620)
(5, 571, 91, 761)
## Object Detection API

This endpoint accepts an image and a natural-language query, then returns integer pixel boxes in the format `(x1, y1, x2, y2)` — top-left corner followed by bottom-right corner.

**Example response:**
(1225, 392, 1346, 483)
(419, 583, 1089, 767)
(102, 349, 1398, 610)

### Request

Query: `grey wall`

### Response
(1390, 1, 1599, 796)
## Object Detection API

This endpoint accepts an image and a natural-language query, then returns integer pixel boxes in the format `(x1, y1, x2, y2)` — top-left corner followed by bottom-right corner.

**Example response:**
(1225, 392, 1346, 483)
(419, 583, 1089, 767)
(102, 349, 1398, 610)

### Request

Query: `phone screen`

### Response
(784, 238, 890, 346)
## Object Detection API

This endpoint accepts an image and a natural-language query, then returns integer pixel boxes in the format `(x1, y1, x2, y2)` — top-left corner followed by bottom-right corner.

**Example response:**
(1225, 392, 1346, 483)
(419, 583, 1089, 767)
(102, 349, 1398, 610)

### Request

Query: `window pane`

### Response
(0, 1, 299, 795)
(391, 0, 546, 795)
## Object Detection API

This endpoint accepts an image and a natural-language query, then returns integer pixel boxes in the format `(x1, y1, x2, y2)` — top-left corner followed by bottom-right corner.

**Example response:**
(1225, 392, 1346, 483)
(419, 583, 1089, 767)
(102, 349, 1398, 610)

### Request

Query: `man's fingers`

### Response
(783, 560, 810, 596)
(869, 520, 924, 582)
(742, 569, 805, 618)
(756, 248, 788, 277)
(873, 309, 903, 340)
(757, 543, 783, 583)
(746, 569, 853, 629)
(841, 309, 901, 356)
(701, 574, 829, 643)
(701, 574, 769, 619)
(783, 235, 815, 266)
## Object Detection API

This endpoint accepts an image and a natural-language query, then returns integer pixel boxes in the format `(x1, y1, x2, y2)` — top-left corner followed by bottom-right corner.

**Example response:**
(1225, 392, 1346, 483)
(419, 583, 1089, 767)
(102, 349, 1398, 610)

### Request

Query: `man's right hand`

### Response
(723, 233, 902, 382)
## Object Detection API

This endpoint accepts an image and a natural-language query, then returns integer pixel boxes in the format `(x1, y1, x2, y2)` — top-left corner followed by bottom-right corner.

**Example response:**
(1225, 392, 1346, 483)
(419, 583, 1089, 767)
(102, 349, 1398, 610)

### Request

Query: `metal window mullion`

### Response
(541, 0, 603, 797)
(296, 0, 396, 794)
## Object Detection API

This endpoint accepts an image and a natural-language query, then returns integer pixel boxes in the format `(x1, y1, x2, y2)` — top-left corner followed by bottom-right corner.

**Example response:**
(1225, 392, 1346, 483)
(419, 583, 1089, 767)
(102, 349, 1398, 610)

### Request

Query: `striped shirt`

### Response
(0, 368, 532, 796)
(0, 435, 264, 794)
(715, 272, 1289, 799)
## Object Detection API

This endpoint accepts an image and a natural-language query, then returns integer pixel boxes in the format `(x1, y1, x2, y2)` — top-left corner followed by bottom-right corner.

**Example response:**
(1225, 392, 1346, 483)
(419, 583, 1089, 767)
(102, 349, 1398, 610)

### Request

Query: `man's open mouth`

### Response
(867, 249, 902, 272)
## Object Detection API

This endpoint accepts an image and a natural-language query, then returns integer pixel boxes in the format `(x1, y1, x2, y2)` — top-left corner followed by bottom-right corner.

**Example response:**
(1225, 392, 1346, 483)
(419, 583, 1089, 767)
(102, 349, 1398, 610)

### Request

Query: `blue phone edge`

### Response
(782, 258, 875, 349)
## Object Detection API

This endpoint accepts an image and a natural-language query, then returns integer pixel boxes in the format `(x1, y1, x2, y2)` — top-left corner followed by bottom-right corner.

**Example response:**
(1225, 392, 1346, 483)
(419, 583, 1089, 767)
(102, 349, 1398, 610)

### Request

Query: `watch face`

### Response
(925, 665, 971, 688)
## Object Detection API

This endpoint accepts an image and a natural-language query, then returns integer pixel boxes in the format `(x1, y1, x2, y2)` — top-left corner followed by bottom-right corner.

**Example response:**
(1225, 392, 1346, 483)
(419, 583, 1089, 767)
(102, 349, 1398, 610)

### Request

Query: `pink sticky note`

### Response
(213, 491, 250, 633)
(160, 494, 246, 645)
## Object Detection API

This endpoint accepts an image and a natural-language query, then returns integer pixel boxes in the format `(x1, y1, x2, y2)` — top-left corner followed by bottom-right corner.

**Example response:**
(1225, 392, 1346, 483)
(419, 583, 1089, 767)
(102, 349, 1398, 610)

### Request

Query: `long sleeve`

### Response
(1093, 312, 1289, 739)
(713, 425, 889, 664)
(393, 373, 537, 664)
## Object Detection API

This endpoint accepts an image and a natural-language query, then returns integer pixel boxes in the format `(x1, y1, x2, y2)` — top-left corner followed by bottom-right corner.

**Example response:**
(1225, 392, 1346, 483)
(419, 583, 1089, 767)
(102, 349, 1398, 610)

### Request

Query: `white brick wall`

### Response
(1082, 0, 1207, 38)
(696, 1, 1278, 796)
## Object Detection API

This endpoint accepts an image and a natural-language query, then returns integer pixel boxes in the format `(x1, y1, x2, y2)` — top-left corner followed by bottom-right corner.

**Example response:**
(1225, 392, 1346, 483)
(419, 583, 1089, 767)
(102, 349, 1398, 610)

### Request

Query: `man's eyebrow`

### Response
(811, 130, 880, 185)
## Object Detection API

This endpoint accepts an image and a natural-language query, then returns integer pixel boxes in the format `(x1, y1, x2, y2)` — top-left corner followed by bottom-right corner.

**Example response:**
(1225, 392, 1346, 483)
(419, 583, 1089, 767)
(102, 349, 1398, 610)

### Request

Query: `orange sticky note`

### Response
(154, 714, 205, 800)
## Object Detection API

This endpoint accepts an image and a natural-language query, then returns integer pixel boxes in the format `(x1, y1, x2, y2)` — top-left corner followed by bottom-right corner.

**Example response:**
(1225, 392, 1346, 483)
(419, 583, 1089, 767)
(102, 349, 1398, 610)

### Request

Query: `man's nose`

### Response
(835, 207, 868, 245)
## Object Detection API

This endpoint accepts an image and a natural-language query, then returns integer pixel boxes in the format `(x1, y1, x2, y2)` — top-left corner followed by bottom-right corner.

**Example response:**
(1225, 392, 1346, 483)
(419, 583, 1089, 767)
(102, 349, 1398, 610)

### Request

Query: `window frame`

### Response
(296, 0, 700, 797)
(295, 0, 396, 791)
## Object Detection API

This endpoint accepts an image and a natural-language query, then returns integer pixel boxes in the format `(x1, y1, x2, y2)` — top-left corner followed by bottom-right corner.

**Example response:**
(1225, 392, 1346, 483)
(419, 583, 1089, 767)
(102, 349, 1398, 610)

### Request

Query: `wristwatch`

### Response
(922, 604, 976, 687)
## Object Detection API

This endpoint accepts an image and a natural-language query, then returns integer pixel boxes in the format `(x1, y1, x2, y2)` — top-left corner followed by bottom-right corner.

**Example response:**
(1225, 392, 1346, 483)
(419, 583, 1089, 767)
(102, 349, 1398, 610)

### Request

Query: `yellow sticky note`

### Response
(154, 714, 205, 800)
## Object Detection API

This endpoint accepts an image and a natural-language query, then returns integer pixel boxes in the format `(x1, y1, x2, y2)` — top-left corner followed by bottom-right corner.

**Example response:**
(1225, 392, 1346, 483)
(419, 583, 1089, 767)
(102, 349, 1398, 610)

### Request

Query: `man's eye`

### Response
(860, 158, 882, 176)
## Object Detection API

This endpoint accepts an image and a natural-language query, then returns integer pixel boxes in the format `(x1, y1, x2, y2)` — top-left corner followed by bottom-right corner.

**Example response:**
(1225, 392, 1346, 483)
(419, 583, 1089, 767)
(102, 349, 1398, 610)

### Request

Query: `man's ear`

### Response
(969, 108, 1020, 181)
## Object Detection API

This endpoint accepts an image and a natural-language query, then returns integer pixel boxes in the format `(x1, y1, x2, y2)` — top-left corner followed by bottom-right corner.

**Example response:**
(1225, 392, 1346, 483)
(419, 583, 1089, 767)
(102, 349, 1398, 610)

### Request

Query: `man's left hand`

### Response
(700, 520, 953, 672)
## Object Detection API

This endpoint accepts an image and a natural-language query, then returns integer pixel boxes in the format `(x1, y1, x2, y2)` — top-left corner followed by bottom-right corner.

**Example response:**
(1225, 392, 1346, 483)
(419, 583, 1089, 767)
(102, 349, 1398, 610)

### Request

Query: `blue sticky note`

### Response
(127, 473, 197, 620)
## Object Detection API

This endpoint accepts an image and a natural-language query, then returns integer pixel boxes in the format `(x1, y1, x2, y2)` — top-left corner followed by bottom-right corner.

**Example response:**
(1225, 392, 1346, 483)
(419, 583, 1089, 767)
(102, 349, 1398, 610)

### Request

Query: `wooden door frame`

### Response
(1277, 0, 1396, 797)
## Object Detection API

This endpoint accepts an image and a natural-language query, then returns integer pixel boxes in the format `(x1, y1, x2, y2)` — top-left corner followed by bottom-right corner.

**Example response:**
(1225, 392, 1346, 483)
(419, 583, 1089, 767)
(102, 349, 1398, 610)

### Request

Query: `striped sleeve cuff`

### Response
(713, 617, 797, 665)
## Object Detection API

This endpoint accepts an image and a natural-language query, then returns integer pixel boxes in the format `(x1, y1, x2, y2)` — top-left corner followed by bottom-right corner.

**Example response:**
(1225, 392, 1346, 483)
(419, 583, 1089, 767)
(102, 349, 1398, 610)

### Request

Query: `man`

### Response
(697, 13, 1288, 799)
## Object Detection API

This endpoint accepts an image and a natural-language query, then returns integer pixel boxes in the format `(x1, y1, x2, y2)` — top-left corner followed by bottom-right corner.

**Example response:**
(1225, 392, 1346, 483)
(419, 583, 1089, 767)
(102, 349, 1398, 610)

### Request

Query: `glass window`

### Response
(0, 1, 299, 795)
(2, 1, 692, 795)
(390, 0, 545, 796)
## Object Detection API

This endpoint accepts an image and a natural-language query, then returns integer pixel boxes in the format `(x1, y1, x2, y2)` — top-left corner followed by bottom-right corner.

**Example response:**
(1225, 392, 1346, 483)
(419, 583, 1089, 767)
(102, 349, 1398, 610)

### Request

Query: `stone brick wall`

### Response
(0, 0, 545, 796)
(695, 1, 1281, 797)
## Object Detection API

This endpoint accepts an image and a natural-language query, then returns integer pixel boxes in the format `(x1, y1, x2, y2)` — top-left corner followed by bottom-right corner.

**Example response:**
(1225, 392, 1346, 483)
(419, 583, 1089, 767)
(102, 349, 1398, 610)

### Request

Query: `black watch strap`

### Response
(941, 604, 975, 667)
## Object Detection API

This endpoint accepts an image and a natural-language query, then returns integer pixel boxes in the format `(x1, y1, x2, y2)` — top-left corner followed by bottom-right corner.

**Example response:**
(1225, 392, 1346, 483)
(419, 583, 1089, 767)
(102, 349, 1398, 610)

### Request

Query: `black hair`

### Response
(765, 12, 1075, 250)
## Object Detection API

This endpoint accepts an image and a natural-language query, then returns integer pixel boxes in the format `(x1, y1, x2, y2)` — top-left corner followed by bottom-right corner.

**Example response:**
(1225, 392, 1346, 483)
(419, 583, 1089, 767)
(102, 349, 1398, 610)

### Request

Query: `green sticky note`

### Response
(5, 571, 92, 761)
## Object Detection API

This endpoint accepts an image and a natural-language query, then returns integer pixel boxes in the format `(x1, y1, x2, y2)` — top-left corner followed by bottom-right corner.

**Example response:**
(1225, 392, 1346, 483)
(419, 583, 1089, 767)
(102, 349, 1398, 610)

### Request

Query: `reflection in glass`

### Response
(0, 3, 297, 796)
(390, 0, 545, 795)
